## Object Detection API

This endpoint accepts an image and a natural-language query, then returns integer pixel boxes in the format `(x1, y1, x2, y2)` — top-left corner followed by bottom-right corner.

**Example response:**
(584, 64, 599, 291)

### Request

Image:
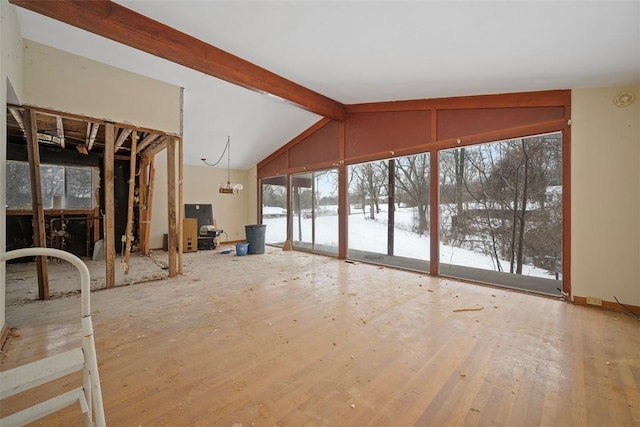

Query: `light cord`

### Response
(201, 136, 230, 168)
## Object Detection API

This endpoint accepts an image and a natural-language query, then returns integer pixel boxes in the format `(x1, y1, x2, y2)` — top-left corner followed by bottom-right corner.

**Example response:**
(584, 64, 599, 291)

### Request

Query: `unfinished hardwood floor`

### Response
(2, 248, 639, 426)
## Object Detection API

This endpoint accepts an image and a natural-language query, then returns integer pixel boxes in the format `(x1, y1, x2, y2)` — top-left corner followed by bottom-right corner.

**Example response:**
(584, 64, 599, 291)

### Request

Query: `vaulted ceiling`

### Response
(11, 1, 640, 169)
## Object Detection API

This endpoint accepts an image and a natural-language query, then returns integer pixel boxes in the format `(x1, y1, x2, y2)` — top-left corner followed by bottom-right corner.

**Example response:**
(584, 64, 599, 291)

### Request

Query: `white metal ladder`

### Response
(0, 248, 106, 427)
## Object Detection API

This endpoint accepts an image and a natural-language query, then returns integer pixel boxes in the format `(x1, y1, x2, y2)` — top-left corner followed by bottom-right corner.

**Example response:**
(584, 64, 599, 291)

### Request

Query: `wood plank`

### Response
(139, 136, 168, 159)
(8, 106, 25, 133)
(55, 116, 65, 149)
(166, 137, 177, 277)
(3, 251, 639, 425)
(104, 122, 116, 289)
(573, 296, 640, 315)
(144, 158, 156, 256)
(11, 104, 175, 140)
(345, 90, 572, 113)
(338, 122, 347, 259)
(115, 127, 133, 151)
(135, 133, 160, 154)
(10, 0, 345, 121)
(257, 118, 333, 173)
(86, 122, 99, 152)
(22, 108, 49, 300)
(93, 207, 100, 250)
(562, 109, 572, 297)
(387, 159, 395, 256)
(123, 131, 138, 274)
(6, 209, 96, 216)
(137, 157, 149, 255)
(429, 112, 439, 276)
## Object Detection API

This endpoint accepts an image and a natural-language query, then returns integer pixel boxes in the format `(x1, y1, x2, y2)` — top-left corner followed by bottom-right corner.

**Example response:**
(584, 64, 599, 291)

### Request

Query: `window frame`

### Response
(5, 160, 98, 211)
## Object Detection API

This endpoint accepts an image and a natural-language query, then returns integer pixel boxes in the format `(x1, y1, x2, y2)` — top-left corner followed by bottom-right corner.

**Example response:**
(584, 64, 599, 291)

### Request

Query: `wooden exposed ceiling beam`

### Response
(78, 122, 99, 154)
(10, 0, 346, 121)
(8, 106, 25, 134)
(55, 116, 65, 148)
(139, 135, 168, 159)
(86, 122, 99, 151)
(115, 128, 133, 151)
(136, 133, 160, 154)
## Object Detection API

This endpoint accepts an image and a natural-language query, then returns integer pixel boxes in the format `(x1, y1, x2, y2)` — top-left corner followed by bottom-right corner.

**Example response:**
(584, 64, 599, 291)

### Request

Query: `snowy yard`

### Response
(263, 205, 556, 280)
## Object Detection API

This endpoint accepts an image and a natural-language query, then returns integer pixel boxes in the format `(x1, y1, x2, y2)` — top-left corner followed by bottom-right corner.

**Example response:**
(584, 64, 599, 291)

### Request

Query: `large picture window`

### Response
(262, 131, 564, 296)
(257, 91, 570, 296)
(438, 132, 563, 295)
(6, 160, 96, 210)
(348, 153, 432, 271)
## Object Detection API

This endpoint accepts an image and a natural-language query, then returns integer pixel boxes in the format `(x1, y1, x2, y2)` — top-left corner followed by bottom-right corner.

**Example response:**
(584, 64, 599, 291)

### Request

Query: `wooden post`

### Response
(144, 157, 156, 255)
(104, 122, 116, 288)
(123, 131, 138, 274)
(178, 136, 184, 274)
(338, 121, 348, 259)
(137, 157, 148, 254)
(167, 137, 177, 277)
(429, 111, 439, 276)
(429, 150, 440, 276)
(23, 109, 49, 300)
(178, 87, 185, 273)
(93, 207, 100, 249)
(387, 158, 395, 256)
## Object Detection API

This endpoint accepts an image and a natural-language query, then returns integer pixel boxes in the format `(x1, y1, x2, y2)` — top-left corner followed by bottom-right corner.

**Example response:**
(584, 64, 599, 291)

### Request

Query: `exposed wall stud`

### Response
(23, 108, 49, 300)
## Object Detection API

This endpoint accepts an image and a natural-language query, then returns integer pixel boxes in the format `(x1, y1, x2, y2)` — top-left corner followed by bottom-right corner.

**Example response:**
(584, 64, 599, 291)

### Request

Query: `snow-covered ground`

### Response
(263, 205, 557, 279)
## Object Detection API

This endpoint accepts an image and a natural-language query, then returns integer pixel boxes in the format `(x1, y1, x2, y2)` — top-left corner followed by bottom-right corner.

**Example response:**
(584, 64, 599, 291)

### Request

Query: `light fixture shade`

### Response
(219, 182, 243, 194)
(203, 136, 243, 195)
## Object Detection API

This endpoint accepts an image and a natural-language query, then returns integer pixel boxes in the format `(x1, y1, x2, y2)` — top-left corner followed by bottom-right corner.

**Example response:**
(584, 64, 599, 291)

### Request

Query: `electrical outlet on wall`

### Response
(586, 297, 603, 306)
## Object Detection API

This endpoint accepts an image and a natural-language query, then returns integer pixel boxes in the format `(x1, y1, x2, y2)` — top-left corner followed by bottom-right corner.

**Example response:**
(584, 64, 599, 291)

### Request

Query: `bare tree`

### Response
(350, 162, 385, 220)
(455, 134, 562, 276)
(262, 183, 286, 208)
(395, 154, 430, 235)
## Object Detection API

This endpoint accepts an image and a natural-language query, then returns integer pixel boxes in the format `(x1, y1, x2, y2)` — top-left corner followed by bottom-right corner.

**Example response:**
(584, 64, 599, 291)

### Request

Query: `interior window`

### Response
(6, 160, 97, 210)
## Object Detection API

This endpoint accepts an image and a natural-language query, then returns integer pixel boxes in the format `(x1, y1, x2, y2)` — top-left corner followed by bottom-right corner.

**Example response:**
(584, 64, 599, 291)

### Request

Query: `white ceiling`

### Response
(15, 1, 640, 170)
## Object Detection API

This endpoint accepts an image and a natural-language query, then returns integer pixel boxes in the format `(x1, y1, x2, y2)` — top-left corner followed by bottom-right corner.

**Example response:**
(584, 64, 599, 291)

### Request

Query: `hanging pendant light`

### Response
(201, 136, 244, 194)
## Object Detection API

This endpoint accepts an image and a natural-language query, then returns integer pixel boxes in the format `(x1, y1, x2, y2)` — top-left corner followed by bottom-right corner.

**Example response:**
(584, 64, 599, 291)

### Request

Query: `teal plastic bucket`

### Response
(235, 242, 249, 256)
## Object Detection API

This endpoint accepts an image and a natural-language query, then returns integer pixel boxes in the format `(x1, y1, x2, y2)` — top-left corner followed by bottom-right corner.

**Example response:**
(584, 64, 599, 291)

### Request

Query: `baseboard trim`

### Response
(218, 240, 245, 246)
(152, 240, 245, 252)
(573, 296, 640, 316)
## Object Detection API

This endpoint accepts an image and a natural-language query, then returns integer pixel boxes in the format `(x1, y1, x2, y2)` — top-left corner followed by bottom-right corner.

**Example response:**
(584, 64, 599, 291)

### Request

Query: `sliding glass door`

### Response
(261, 176, 287, 247)
(290, 169, 339, 255)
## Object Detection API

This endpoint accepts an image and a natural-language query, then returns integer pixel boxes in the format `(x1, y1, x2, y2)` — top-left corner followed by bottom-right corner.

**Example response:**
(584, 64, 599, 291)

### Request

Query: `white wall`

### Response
(1, 0, 24, 334)
(572, 86, 640, 306)
(149, 151, 254, 250)
(246, 164, 259, 225)
(23, 40, 181, 134)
